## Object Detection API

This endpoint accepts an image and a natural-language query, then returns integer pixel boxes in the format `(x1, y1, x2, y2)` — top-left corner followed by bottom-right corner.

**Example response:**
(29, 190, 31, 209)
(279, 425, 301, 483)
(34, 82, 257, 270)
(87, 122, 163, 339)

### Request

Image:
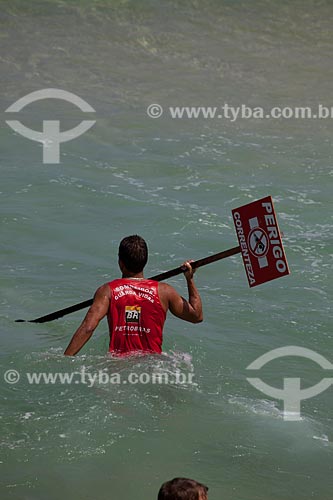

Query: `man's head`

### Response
(118, 235, 148, 274)
(158, 478, 208, 500)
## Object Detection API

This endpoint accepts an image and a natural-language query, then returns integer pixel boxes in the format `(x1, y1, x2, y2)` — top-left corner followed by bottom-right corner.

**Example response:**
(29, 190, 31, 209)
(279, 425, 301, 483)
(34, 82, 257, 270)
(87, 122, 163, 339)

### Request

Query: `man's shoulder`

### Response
(158, 282, 178, 297)
(157, 281, 171, 290)
(94, 282, 111, 298)
(106, 278, 124, 289)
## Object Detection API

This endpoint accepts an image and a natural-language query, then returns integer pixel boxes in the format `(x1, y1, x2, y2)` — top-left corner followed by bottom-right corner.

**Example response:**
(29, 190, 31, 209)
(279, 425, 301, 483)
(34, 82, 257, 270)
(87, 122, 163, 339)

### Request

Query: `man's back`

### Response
(64, 235, 203, 356)
(107, 278, 166, 355)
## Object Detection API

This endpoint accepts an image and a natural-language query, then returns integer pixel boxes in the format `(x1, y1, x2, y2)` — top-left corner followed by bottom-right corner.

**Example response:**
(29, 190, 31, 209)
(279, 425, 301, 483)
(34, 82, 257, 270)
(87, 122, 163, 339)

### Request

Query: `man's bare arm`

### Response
(161, 261, 203, 323)
(64, 284, 110, 356)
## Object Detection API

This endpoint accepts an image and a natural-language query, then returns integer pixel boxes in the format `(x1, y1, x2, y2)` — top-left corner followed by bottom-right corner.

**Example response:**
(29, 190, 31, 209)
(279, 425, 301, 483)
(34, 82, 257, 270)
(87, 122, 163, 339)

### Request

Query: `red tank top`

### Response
(107, 278, 166, 355)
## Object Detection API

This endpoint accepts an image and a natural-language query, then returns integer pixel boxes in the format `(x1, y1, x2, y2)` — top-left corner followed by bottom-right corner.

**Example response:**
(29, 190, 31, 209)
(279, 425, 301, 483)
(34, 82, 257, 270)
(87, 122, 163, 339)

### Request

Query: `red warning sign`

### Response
(232, 196, 290, 287)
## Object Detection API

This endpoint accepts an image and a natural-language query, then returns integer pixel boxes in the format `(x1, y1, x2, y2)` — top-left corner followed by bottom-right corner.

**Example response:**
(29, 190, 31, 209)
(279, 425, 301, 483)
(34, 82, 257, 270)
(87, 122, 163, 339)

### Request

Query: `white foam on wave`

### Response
(228, 396, 285, 419)
(312, 434, 330, 445)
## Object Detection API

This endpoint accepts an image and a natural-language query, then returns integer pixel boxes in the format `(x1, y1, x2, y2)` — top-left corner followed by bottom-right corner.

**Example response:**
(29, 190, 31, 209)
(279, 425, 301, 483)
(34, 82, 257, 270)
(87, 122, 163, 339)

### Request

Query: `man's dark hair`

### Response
(118, 235, 148, 273)
(158, 478, 208, 500)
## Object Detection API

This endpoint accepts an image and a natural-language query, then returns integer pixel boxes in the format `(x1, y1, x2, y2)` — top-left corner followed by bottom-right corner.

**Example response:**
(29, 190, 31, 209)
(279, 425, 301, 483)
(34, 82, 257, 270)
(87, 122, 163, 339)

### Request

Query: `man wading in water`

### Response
(64, 235, 203, 356)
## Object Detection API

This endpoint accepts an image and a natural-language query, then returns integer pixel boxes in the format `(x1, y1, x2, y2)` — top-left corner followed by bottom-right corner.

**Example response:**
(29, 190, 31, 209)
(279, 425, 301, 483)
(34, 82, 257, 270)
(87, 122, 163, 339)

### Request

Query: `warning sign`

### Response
(232, 196, 290, 287)
(248, 227, 269, 258)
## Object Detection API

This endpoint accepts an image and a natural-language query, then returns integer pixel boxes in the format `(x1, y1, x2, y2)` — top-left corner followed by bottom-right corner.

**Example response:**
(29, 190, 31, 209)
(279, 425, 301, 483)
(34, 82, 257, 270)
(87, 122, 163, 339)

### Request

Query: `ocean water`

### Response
(1, 1, 332, 499)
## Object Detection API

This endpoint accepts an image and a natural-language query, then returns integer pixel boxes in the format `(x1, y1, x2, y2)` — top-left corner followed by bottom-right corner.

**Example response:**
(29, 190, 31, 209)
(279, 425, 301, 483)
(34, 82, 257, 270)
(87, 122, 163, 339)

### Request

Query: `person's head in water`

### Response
(158, 478, 209, 500)
(118, 235, 148, 274)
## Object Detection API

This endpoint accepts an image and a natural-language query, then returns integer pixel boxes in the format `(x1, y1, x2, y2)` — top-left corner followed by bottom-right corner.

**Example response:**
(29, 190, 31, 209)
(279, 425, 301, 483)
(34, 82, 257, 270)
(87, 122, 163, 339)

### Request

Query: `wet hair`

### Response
(118, 235, 148, 273)
(158, 478, 208, 500)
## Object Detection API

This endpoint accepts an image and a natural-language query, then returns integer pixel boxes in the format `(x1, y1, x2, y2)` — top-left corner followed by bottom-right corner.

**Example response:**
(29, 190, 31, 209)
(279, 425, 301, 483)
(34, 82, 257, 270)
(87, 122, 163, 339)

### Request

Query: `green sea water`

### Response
(1, 1, 332, 499)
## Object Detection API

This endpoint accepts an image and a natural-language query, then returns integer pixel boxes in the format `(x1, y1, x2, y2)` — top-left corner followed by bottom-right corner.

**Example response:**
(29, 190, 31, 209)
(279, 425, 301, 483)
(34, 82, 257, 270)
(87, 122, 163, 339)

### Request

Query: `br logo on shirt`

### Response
(125, 306, 141, 323)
